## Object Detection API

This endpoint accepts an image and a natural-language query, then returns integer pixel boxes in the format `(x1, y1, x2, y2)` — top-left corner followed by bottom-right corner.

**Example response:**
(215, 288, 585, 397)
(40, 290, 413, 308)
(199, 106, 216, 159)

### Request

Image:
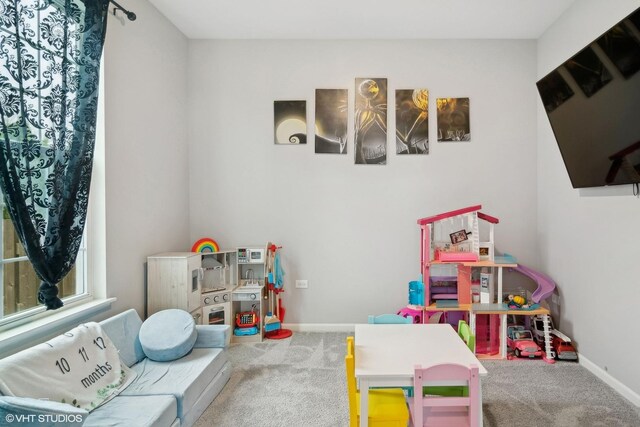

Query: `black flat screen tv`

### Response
(537, 7, 640, 189)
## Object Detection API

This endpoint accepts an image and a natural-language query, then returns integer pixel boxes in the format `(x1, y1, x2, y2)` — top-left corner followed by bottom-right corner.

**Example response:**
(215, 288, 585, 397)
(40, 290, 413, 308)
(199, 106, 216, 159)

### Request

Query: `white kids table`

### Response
(354, 323, 487, 427)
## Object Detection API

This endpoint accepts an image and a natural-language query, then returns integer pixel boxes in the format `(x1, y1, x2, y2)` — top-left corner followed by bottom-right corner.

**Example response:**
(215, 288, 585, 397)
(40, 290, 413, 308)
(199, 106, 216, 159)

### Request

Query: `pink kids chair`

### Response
(408, 363, 480, 427)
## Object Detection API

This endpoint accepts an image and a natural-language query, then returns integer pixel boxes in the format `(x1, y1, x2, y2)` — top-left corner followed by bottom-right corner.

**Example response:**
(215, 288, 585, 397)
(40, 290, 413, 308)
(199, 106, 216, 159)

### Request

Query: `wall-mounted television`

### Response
(537, 7, 640, 189)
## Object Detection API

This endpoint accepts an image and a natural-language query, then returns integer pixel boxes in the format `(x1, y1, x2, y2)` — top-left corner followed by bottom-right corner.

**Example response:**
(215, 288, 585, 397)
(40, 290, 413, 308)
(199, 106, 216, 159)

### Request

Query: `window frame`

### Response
(0, 211, 90, 328)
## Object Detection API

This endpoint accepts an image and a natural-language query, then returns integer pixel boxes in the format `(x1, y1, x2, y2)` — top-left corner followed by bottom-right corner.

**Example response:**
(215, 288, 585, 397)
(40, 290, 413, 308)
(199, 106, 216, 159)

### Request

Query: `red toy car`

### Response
(552, 334, 578, 361)
(507, 326, 543, 358)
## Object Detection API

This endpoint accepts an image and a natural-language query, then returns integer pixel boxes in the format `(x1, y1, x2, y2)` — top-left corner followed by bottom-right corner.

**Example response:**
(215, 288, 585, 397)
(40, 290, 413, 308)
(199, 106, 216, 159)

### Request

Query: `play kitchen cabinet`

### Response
(201, 250, 237, 290)
(236, 246, 266, 287)
(231, 245, 268, 343)
(201, 250, 236, 328)
(231, 285, 266, 343)
(147, 252, 202, 317)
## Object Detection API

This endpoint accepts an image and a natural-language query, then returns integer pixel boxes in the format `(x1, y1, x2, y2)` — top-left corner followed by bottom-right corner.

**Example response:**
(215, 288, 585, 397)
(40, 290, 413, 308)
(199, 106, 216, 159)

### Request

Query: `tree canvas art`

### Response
(315, 89, 348, 154)
(437, 97, 470, 142)
(396, 89, 429, 154)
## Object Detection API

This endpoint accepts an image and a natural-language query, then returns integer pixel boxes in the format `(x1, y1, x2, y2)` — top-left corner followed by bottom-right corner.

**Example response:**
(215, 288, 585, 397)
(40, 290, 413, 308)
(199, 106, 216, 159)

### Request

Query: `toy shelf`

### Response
(476, 353, 504, 360)
(425, 303, 472, 312)
(470, 303, 507, 314)
(461, 261, 517, 268)
(469, 305, 550, 316)
(430, 260, 517, 268)
(506, 306, 550, 316)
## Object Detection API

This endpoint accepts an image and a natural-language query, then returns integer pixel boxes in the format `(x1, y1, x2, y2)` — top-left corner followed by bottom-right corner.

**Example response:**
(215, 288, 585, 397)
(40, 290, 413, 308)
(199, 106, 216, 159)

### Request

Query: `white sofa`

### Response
(0, 309, 232, 427)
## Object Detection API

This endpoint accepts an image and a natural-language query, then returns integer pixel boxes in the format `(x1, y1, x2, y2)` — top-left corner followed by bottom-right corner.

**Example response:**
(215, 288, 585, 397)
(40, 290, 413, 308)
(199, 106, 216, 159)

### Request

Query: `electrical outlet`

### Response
(295, 280, 308, 289)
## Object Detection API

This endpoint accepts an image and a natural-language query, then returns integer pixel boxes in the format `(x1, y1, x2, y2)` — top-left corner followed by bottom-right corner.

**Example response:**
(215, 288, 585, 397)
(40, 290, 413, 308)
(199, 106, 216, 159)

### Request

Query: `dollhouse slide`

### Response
(512, 264, 556, 303)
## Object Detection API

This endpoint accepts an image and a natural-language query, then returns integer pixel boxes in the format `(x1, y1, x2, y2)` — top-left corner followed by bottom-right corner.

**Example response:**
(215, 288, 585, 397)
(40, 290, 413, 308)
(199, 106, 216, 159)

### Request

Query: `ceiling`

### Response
(148, 0, 577, 40)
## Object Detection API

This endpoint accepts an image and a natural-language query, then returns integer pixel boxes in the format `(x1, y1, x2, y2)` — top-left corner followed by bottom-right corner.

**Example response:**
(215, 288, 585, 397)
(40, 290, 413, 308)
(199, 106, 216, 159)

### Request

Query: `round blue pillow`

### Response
(139, 309, 197, 362)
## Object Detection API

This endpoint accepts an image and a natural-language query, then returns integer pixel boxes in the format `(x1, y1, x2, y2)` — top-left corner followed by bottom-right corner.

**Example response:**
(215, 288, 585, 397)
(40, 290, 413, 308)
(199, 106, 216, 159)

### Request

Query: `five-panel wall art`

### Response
(273, 78, 471, 165)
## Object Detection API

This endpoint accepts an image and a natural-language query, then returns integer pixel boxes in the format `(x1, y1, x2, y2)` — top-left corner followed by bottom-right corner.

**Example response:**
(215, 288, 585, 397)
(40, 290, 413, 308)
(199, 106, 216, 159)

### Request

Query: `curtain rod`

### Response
(109, 0, 136, 21)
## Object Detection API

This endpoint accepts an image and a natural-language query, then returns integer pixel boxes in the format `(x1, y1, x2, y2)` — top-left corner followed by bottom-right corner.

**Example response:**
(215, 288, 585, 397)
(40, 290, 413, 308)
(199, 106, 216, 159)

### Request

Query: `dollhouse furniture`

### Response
(458, 320, 476, 352)
(408, 363, 480, 427)
(398, 305, 424, 324)
(429, 275, 458, 301)
(354, 324, 487, 427)
(345, 337, 409, 427)
(0, 309, 232, 427)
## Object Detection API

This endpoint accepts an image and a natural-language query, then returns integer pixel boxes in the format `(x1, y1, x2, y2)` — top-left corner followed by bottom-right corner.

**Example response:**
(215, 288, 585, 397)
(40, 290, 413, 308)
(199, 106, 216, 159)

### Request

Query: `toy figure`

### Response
(506, 294, 530, 309)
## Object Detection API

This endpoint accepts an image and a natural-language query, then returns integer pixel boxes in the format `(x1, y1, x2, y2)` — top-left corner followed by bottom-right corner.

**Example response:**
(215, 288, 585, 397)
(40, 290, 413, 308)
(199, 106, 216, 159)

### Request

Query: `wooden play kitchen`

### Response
(147, 241, 290, 343)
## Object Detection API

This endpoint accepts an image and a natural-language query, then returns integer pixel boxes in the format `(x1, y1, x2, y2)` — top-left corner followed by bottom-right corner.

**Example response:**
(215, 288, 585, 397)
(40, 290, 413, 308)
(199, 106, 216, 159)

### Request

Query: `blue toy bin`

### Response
(234, 326, 258, 336)
(409, 280, 425, 306)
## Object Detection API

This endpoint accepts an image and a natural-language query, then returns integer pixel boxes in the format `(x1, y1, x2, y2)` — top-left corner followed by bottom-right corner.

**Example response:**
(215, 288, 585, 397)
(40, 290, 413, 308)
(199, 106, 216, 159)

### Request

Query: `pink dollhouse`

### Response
(417, 205, 559, 362)
(418, 205, 499, 306)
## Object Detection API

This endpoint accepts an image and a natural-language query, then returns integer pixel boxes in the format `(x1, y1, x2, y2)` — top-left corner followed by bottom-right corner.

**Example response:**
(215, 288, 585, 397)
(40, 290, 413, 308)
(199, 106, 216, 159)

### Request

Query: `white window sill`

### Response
(0, 298, 115, 358)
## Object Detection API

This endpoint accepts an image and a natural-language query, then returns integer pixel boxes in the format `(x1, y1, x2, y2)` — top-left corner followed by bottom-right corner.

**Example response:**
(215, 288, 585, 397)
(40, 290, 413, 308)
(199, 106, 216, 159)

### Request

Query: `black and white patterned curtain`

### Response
(0, 0, 109, 309)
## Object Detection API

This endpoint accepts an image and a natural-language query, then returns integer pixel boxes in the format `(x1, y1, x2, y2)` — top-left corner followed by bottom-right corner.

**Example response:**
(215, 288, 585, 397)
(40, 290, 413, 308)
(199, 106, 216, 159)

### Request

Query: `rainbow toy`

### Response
(191, 238, 219, 253)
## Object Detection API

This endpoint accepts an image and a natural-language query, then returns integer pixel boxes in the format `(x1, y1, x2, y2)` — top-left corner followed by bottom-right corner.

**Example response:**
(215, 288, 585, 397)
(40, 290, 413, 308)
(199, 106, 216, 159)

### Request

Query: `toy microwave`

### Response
(237, 247, 265, 264)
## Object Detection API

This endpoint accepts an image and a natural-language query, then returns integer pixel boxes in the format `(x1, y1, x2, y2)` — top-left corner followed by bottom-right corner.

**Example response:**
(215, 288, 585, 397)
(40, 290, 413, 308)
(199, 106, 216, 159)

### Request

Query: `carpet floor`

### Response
(194, 332, 640, 427)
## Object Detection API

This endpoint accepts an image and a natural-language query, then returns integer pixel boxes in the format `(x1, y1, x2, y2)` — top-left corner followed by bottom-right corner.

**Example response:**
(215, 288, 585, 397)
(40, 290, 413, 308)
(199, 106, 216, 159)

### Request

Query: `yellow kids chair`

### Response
(345, 336, 409, 427)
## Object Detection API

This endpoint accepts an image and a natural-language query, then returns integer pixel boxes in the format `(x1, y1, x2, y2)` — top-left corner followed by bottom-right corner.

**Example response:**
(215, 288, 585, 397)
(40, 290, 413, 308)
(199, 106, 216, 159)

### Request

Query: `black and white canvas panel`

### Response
(274, 100, 307, 144)
(315, 89, 348, 154)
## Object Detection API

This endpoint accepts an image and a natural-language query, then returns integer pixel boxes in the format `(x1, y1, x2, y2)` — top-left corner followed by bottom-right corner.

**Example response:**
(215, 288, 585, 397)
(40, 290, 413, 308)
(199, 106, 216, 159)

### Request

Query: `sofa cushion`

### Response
(139, 309, 197, 362)
(99, 309, 146, 367)
(194, 324, 231, 348)
(0, 396, 87, 427)
(84, 395, 177, 427)
(121, 348, 228, 420)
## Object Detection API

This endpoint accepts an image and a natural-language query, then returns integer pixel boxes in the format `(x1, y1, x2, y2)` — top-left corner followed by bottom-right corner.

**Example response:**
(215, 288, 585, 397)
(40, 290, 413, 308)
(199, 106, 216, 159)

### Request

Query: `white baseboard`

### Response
(282, 323, 356, 333)
(579, 354, 640, 407)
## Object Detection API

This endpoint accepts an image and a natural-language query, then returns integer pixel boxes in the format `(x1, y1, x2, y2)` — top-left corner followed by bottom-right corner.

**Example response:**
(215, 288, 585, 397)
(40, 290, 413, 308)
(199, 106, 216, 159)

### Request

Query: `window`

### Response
(0, 202, 87, 323)
(0, 125, 90, 325)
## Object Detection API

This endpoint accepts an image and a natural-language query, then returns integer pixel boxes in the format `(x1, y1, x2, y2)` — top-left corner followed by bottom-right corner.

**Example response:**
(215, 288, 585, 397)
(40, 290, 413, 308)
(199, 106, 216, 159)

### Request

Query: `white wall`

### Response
(538, 0, 640, 396)
(102, 0, 190, 317)
(188, 40, 538, 324)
